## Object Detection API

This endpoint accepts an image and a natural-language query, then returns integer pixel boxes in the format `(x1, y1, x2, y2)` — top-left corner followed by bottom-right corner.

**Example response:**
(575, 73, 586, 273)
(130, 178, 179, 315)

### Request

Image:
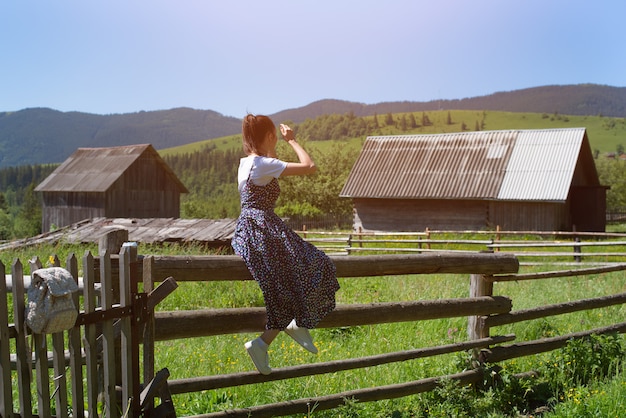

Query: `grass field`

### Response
(3, 238, 626, 417)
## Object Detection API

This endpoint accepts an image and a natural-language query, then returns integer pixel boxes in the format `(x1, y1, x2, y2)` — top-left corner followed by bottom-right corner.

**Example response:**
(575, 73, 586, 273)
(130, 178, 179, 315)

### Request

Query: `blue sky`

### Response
(1, 0, 625, 118)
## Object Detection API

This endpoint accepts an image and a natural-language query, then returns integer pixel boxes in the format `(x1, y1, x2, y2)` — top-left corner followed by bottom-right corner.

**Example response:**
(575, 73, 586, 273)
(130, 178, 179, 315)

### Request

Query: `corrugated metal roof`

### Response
(35, 144, 187, 193)
(340, 127, 587, 202)
(497, 128, 584, 200)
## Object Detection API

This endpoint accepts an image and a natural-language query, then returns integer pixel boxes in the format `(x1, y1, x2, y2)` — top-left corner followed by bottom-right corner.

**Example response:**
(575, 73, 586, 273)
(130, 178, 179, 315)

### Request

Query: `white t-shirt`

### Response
(237, 155, 288, 191)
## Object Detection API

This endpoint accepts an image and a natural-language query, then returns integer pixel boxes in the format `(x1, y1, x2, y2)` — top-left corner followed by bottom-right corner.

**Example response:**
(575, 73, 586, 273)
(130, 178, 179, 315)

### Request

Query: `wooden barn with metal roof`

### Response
(35, 144, 188, 232)
(340, 128, 607, 232)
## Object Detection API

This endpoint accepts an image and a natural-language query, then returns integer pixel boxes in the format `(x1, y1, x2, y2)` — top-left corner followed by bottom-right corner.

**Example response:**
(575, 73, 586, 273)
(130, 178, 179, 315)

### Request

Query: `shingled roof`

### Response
(340, 127, 597, 202)
(35, 144, 188, 193)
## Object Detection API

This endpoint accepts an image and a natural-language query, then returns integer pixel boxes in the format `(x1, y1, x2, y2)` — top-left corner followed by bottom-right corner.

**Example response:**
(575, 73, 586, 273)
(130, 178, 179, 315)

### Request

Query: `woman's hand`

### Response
(279, 124, 295, 142)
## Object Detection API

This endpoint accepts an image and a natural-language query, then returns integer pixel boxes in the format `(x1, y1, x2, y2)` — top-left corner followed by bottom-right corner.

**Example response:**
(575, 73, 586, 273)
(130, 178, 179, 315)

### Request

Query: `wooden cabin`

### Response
(340, 128, 607, 232)
(35, 144, 188, 232)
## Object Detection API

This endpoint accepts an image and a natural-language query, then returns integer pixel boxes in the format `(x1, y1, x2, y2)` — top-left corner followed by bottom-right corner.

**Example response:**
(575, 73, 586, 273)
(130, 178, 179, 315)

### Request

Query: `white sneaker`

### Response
(285, 319, 318, 354)
(245, 338, 271, 375)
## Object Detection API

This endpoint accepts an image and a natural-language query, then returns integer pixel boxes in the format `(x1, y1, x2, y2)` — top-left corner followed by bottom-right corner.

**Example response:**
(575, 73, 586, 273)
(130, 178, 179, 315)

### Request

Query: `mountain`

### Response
(0, 107, 241, 168)
(272, 84, 626, 123)
(1, 84, 625, 168)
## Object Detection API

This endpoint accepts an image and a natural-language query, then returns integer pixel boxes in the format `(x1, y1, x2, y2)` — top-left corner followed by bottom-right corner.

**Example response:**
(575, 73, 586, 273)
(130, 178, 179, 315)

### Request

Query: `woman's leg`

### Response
(260, 329, 280, 346)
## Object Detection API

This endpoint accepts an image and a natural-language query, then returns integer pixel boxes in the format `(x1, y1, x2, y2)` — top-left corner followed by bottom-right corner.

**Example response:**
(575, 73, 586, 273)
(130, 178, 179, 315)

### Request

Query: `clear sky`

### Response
(1, 0, 625, 118)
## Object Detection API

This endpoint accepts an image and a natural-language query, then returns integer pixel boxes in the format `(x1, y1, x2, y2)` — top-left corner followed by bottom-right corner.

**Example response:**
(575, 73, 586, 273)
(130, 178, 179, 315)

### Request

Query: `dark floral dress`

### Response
(232, 175, 339, 330)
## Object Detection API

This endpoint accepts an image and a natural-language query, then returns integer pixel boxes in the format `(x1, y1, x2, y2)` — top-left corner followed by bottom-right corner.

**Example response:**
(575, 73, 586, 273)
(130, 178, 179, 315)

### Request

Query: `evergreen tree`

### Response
(399, 115, 407, 131)
(0, 192, 7, 212)
(13, 183, 42, 237)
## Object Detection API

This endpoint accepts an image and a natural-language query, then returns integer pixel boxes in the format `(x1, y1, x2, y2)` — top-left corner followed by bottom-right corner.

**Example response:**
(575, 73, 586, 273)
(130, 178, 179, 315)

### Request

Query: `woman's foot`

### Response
(285, 319, 318, 354)
(245, 338, 271, 374)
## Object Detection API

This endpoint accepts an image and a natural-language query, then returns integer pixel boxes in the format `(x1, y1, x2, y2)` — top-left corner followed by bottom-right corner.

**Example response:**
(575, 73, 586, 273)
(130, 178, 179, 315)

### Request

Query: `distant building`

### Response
(35, 144, 188, 232)
(340, 128, 607, 232)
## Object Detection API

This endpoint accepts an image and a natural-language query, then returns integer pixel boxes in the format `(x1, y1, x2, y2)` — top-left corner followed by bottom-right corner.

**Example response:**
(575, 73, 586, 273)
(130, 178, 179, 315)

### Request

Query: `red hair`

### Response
(242, 114, 275, 155)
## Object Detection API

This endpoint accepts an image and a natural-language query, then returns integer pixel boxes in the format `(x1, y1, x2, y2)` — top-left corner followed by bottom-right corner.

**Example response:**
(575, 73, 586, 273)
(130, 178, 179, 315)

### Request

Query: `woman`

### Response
(231, 114, 340, 374)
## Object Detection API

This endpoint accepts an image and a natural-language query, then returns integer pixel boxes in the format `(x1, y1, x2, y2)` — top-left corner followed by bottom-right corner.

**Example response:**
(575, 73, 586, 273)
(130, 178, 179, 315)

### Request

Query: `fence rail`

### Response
(298, 228, 626, 262)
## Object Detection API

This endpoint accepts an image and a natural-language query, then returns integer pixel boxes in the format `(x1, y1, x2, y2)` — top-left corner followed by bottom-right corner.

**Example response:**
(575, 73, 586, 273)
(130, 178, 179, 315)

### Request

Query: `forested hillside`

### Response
(0, 107, 241, 168)
(1, 84, 625, 169)
(271, 84, 626, 124)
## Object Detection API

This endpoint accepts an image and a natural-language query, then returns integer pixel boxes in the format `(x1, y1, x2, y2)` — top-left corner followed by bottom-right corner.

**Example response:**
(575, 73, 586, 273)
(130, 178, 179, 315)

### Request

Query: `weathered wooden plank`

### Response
(29, 258, 51, 418)
(82, 251, 100, 418)
(194, 369, 485, 418)
(10, 259, 32, 418)
(0, 261, 14, 418)
(154, 296, 512, 341)
(52, 332, 69, 418)
(142, 255, 156, 399)
(147, 253, 519, 282)
(100, 250, 119, 418)
(119, 246, 136, 417)
(66, 253, 84, 418)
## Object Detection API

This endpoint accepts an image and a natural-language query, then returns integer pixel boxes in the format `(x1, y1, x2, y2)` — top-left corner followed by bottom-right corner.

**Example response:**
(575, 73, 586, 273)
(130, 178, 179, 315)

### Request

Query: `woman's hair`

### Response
(242, 114, 275, 155)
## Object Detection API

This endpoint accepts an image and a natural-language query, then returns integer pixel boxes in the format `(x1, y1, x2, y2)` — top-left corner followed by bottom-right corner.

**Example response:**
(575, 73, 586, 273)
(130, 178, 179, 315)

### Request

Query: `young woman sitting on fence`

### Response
(231, 114, 340, 375)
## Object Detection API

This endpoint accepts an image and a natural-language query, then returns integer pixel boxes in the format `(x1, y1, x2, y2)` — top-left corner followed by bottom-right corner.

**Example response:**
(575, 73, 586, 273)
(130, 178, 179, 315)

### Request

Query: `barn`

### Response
(35, 144, 188, 232)
(340, 128, 607, 232)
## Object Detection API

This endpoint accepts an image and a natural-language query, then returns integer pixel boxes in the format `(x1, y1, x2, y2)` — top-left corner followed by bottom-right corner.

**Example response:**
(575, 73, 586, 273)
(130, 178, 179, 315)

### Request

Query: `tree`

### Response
(0, 192, 7, 212)
(596, 158, 626, 211)
(13, 183, 42, 238)
(276, 141, 357, 220)
(399, 115, 407, 131)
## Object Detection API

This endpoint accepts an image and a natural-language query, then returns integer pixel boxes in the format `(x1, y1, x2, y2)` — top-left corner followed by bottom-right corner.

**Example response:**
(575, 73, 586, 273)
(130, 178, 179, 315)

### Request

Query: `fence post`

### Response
(66, 253, 84, 418)
(468, 273, 493, 340)
(99, 228, 129, 304)
(142, 255, 156, 400)
(0, 261, 13, 418)
(574, 237, 582, 262)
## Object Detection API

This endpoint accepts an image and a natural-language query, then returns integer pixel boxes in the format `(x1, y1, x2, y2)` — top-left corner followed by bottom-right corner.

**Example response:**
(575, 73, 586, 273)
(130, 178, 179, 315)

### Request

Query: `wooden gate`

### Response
(1, 238, 177, 418)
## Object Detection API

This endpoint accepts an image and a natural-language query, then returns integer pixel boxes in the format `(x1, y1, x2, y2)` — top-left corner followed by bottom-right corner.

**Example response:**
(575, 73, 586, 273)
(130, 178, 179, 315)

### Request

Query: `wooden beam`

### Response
(154, 296, 512, 341)
(147, 252, 519, 282)
(187, 369, 485, 418)
(486, 292, 626, 328)
(482, 322, 626, 363)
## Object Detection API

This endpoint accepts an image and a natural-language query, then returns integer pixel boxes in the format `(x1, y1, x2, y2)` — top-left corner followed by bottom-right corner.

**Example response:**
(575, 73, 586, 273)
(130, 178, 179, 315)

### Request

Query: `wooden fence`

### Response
(300, 228, 626, 262)
(4, 236, 626, 417)
(1, 238, 178, 418)
(141, 250, 626, 417)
